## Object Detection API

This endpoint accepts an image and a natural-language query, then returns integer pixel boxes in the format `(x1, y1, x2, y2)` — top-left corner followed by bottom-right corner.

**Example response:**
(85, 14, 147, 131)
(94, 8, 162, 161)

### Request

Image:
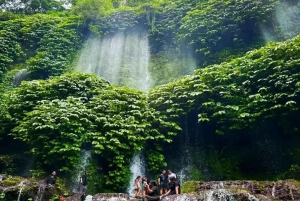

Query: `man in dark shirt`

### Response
(158, 170, 168, 195)
(164, 177, 180, 195)
(46, 171, 57, 186)
(142, 180, 160, 201)
(80, 172, 88, 195)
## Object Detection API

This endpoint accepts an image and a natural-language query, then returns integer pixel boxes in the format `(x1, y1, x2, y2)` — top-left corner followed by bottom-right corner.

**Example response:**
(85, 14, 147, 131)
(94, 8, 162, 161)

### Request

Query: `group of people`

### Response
(134, 170, 180, 200)
(45, 170, 88, 200)
(45, 169, 180, 201)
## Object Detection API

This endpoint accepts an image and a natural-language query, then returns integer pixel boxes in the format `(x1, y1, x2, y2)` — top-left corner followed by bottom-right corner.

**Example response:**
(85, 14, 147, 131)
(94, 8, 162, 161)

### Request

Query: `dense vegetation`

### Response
(1, 0, 300, 194)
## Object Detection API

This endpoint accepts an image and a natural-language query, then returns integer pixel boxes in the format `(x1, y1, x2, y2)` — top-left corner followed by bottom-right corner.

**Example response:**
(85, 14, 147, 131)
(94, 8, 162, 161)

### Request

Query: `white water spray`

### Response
(72, 150, 91, 192)
(35, 183, 46, 201)
(204, 182, 237, 201)
(76, 29, 152, 91)
(84, 195, 93, 201)
(17, 181, 25, 201)
(127, 152, 145, 196)
(261, 2, 300, 42)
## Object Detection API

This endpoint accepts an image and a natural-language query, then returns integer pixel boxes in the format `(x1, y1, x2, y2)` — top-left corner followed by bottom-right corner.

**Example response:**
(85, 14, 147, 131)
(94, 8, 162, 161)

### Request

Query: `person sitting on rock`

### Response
(164, 177, 180, 195)
(142, 180, 160, 201)
(46, 171, 57, 186)
(142, 177, 148, 196)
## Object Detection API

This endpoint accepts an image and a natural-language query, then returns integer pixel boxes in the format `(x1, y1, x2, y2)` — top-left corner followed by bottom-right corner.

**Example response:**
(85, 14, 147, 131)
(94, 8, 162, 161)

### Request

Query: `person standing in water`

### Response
(79, 172, 88, 195)
(158, 170, 168, 195)
(134, 176, 141, 197)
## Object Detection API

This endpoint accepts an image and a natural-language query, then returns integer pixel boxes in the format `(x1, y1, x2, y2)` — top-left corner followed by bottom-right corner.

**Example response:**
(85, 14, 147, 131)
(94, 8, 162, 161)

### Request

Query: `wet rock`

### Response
(161, 194, 197, 201)
(93, 193, 132, 201)
(193, 180, 300, 201)
(0, 174, 65, 201)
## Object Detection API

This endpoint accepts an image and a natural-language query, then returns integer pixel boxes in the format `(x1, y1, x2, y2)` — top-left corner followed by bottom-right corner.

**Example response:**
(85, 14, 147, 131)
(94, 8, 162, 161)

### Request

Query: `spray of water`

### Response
(72, 150, 91, 192)
(261, 2, 300, 43)
(35, 183, 46, 201)
(204, 182, 237, 201)
(84, 195, 93, 201)
(127, 152, 145, 196)
(76, 29, 152, 91)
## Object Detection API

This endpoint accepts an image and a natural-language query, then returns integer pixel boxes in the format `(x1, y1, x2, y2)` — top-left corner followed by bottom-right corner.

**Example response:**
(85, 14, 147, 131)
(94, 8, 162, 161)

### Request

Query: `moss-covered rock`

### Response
(181, 181, 199, 193)
(2, 176, 22, 186)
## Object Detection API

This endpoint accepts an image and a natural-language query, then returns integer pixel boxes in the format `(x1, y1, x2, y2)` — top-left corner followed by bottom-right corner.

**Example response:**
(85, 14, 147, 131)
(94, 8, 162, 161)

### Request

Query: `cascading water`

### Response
(76, 29, 152, 91)
(127, 152, 145, 196)
(261, 2, 300, 42)
(72, 150, 91, 192)
(204, 182, 236, 201)
(17, 181, 25, 201)
(35, 183, 46, 201)
(12, 69, 28, 86)
(84, 195, 93, 201)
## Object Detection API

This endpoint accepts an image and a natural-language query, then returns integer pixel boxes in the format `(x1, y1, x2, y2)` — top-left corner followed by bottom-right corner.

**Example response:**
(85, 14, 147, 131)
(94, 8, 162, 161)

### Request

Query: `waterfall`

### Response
(12, 69, 28, 87)
(35, 183, 46, 201)
(204, 182, 236, 201)
(17, 181, 25, 201)
(76, 29, 152, 91)
(72, 150, 91, 192)
(84, 195, 93, 201)
(261, 2, 300, 42)
(21, 155, 36, 177)
(127, 152, 145, 196)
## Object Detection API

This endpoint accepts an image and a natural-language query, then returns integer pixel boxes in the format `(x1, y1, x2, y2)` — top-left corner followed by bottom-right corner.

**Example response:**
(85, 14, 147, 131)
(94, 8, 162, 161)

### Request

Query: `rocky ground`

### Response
(2, 174, 300, 200)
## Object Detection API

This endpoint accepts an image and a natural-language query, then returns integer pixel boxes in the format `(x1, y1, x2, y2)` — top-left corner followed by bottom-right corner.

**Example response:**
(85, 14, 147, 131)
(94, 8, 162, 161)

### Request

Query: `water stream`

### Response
(35, 183, 46, 201)
(17, 181, 25, 201)
(12, 69, 28, 86)
(72, 150, 91, 192)
(76, 29, 152, 91)
(85, 195, 93, 201)
(127, 152, 145, 196)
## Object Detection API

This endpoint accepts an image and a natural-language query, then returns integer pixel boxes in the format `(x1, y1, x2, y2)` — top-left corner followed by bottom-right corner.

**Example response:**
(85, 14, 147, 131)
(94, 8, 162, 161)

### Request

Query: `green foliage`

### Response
(0, 0, 65, 14)
(72, 0, 114, 19)
(181, 181, 198, 193)
(6, 72, 109, 121)
(150, 35, 300, 136)
(26, 16, 84, 79)
(178, 0, 278, 66)
(149, 35, 300, 180)
(13, 97, 93, 171)
(2, 72, 179, 191)
(0, 13, 84, 80)
(2, 177, 22, 186)
(0, 20, 25, 80)
(87, 86, 178, 190)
